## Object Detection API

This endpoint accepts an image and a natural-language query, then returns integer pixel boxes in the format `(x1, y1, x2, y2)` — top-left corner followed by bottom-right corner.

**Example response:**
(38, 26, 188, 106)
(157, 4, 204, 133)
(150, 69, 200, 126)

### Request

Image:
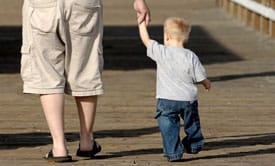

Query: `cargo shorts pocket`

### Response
(69, 0, 101, 36)
(20, 45, 32, 82)
(29, 0, 58, 33)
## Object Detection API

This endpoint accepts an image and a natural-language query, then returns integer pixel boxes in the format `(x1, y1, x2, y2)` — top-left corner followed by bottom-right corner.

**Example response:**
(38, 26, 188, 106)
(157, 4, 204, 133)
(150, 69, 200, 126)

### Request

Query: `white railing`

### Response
(232, 0, 275, 21)
(217, 0, 275, 38)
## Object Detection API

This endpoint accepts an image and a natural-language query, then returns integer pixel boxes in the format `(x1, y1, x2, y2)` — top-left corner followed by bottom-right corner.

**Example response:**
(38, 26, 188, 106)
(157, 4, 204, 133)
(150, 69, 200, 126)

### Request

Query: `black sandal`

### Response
(76, 141, 102, 158)
(43, 150, 72, 162)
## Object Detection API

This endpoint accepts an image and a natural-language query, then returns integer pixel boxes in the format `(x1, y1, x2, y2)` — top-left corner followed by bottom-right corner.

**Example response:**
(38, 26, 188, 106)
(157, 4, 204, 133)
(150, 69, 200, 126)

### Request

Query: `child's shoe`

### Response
(182, 138, 202, 154)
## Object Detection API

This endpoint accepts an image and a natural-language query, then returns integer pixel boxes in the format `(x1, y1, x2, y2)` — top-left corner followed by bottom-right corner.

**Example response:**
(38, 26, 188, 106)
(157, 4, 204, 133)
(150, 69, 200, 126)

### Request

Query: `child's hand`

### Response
(201, 79, 211, 92)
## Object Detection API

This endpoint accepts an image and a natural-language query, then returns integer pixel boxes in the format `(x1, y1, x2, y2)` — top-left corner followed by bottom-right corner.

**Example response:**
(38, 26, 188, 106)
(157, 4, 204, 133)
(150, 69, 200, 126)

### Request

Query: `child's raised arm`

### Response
(138, 21, 151, 47)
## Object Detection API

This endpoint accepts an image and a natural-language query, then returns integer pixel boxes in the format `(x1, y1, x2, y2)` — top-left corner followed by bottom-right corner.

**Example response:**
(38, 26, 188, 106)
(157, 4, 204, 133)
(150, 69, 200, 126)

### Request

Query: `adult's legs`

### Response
(40, 94, 67, 157)
(75, 96, 98, 151)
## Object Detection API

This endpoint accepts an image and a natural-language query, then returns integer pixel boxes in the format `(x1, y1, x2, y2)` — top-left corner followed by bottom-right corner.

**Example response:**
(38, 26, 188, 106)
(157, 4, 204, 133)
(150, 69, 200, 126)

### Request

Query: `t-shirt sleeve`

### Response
(192, 54, 207, 82)
(147, 40, 166, 62)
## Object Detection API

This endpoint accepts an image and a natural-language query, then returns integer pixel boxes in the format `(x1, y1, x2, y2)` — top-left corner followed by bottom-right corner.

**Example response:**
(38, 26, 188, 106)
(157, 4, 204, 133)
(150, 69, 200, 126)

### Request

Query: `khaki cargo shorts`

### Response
(21, 0, 104, 96)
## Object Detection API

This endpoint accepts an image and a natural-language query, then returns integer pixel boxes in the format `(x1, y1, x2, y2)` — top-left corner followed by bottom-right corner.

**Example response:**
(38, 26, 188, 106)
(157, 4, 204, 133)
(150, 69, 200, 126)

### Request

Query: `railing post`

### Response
(272, 0, 275, 9)
(270, 0, 275, 37)
(246, 9, 253, 28)
(272, 21, 275, 37)
(254, 13, 261, 31)
(262, 17, 270, 34)
(224, 0, 231, 13)
(216, 0, 223, 7)
(233, 2, 239, 18)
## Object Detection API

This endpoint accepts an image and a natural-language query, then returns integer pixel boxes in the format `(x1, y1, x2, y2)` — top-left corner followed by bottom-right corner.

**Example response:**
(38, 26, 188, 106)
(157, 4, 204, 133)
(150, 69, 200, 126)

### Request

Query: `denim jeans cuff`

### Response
(166, 153, 183, 161)
(190, 140, 204, 153)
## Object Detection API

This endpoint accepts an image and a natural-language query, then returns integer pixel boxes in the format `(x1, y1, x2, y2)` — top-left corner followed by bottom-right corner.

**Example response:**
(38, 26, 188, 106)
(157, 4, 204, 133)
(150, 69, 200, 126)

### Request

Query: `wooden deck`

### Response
(1, 0, 275, 165)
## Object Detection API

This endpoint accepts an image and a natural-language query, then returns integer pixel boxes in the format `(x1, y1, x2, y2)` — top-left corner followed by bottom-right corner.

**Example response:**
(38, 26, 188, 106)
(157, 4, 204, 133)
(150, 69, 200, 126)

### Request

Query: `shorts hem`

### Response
(65, 89, 104, 96)
(23, 87, 64, 94)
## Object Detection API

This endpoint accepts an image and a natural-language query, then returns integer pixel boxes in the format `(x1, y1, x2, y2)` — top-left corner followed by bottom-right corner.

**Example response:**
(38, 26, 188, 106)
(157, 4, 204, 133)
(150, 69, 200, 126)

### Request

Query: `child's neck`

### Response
(165, 39, 184, 48)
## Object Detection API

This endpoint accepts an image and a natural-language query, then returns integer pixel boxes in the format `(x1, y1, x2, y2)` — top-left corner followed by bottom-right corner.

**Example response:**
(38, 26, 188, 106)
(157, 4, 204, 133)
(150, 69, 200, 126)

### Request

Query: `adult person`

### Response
(20, 0, 150, 162)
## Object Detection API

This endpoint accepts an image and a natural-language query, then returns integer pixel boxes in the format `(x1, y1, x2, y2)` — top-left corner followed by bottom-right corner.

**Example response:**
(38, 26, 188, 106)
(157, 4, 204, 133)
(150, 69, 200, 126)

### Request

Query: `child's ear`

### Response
(166, 33, 172, 41)
(183, 36, 189, 43)
(164, 32, 168, 41)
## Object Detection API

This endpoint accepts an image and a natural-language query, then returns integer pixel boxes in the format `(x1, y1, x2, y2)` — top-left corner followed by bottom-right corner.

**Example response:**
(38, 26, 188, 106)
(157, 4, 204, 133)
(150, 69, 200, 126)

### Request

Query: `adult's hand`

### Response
(134, 0, 151, 25)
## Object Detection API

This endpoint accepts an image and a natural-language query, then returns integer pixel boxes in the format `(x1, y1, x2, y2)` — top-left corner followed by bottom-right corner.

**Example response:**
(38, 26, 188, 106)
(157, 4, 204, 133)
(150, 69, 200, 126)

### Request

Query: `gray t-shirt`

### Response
(147, 40, 207, 101)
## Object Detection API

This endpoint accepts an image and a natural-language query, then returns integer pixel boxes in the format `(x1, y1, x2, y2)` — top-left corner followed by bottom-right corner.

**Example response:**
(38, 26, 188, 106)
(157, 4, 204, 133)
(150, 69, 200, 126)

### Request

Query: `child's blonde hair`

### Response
(164, 17, 191, 43)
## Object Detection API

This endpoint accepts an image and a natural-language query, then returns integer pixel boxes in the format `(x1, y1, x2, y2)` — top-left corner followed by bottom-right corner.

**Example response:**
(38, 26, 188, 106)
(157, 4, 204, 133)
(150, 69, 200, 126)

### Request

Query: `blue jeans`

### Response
(155, 98, 204, 161)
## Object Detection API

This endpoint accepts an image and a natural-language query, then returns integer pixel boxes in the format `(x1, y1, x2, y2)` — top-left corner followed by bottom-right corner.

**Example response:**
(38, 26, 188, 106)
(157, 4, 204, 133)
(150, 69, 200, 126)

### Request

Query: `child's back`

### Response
(147, 40, 207, 101)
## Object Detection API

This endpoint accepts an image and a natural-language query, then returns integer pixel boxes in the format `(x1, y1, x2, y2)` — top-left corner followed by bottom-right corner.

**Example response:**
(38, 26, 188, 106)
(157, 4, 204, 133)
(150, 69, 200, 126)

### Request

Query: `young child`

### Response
(138, 17, 211, 161)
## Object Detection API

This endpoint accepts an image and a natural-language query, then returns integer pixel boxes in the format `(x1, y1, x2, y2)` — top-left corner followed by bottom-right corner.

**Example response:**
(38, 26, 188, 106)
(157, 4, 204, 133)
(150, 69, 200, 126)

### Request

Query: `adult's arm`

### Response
(134, 0, 151, 25)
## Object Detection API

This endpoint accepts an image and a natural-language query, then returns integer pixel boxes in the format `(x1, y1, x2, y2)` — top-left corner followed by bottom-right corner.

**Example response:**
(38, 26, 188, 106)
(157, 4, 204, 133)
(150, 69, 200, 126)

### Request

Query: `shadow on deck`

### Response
(1, 128, 275, 160)
(0, 25, 242, 73)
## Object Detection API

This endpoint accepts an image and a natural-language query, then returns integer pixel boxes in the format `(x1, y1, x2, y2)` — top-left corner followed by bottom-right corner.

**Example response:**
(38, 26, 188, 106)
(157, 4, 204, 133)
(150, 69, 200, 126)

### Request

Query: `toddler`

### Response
(138, 17, 211, 161)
